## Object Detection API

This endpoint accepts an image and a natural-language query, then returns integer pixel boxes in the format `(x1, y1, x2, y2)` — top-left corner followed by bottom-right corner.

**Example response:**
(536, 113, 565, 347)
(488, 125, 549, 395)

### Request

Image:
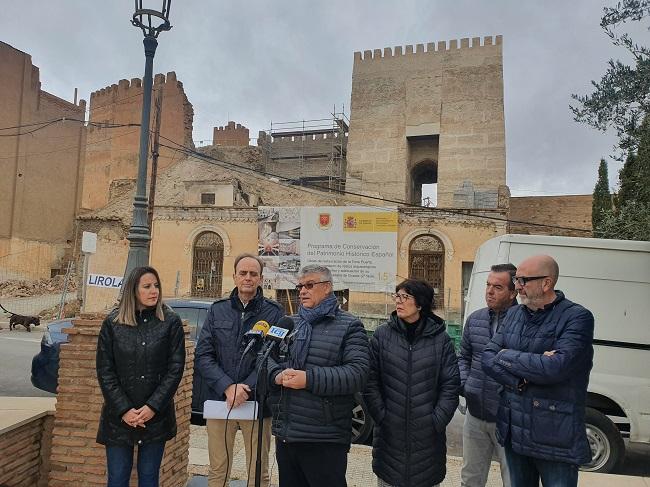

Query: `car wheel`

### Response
(581, 407, 625, 473)
(351, 393, 373, 444)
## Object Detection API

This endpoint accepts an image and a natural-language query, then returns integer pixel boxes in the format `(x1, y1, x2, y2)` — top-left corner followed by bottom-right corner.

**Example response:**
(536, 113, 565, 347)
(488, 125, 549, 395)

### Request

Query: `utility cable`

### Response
(156, 136, 592, 234)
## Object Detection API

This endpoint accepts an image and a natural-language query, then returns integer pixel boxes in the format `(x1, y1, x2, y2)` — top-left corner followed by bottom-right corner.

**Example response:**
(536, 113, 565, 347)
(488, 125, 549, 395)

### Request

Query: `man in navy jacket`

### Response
(482, 255, 594, 487)
(459, 263, 517, 487)
(195, 253, 284, 487)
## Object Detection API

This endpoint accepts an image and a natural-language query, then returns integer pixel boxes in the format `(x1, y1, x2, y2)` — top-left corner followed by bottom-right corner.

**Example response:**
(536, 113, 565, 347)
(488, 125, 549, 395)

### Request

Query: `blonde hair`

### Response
(115, 266, 165, 326)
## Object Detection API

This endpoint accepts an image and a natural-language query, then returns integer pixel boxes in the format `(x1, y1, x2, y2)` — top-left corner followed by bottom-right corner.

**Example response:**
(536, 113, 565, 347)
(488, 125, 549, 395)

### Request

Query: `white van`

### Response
(464, 234, 650, 473)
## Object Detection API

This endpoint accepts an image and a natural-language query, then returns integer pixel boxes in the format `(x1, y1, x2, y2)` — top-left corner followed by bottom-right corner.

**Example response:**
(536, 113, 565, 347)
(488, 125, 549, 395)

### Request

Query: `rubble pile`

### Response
(0, 274, 77, 297)
(39, 299, 81, 320)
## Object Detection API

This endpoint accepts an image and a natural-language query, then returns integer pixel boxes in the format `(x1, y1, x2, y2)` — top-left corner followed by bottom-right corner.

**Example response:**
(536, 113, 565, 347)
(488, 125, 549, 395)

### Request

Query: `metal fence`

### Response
(0, 261, 77, 324)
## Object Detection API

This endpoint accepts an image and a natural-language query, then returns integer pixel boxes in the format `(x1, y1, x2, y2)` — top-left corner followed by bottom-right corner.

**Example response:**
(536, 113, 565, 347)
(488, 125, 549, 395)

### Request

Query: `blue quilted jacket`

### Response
(482, 291, 594, 465)
(266, 307, 370, 444)
(459, 303, 515, 422)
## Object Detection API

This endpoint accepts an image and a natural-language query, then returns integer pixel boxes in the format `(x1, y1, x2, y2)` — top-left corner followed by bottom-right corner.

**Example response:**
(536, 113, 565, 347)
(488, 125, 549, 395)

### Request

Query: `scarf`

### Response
(289, 293, 339, 369)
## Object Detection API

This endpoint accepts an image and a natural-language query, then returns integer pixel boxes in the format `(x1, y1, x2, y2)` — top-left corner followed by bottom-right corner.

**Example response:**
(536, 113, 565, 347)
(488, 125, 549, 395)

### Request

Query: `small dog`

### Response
(9, 314, 40, 332)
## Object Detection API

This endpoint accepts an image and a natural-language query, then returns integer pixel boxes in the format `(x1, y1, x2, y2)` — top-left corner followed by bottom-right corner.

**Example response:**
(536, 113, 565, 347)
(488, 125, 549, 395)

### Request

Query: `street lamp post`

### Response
(124, 0, 172, 278)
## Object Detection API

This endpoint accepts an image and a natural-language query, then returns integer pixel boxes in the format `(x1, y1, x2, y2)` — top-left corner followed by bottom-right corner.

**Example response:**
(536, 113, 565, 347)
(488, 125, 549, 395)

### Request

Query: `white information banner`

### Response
(258, 206, 397, 292)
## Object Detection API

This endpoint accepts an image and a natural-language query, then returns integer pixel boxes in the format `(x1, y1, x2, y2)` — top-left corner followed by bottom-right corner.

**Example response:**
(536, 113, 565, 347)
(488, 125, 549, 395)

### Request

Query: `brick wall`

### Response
(509, 195, 593, 237)
(0, 41, 85, 247)
(0, 413, 53, 487)
(48, 314, 194, 486)
(213, 121, 250, 146)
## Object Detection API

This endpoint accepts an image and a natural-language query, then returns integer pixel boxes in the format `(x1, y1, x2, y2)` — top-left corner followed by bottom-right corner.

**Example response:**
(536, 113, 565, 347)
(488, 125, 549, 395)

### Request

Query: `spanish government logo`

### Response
(344, 215, 358, 230)
(318, 213, 331, 230)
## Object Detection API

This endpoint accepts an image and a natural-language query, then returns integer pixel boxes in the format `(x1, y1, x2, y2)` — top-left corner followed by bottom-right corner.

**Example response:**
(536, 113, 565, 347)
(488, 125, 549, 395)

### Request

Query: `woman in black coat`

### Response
(96, 266, 185, 487)
(364, 279, 460, 487)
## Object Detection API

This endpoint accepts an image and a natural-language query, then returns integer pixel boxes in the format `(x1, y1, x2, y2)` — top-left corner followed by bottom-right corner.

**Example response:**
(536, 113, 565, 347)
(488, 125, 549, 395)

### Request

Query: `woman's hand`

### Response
(132, 405, 156, 427)
(122, 408, 140, 427)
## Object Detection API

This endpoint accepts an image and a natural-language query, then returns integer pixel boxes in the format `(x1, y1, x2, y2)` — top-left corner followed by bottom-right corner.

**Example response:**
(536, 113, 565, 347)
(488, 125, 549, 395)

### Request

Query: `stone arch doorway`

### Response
(191, 231, 224, 297)
(410, 159, 438, 206)
(408, 234, 445, 309)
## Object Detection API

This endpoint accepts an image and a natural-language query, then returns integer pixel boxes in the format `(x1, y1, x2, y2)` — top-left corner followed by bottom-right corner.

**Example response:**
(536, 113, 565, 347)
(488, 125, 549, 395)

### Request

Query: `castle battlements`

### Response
(257, 131, 347, 147)
(89, 71, 180, 100)
(354, 35, 502, 62)
(213, 121, 250, 147)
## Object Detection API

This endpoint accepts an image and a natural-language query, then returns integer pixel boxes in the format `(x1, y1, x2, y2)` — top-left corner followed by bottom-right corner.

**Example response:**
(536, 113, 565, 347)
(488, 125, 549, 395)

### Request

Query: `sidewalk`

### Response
(188, 425, 650, 487)
(188, 425, 503, 486)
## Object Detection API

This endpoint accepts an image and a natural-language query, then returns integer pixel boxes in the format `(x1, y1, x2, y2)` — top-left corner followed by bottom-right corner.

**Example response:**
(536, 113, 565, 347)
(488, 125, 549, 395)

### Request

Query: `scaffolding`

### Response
(264, 106, 349, 192)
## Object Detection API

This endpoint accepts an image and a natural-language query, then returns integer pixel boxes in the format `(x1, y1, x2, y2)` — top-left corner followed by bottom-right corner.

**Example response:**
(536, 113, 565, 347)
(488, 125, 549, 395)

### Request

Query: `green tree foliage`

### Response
(592, 159, 613, 231)
(595, 115, 650, 240)
(571, 0, 650, 153)
(595, 201, 650, 240)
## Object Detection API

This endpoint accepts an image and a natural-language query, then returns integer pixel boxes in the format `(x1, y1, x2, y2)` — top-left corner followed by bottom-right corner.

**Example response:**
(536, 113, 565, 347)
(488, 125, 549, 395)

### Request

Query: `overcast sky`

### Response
(1, 0, 639, 198)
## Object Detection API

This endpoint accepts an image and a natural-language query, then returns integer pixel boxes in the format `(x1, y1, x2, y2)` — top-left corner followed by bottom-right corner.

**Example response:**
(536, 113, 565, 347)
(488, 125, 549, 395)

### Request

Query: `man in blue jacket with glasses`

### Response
(482, 255, 594, 487)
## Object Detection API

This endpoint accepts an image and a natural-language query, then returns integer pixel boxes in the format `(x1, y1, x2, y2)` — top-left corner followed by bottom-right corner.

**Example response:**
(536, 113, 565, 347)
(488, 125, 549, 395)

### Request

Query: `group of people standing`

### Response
(95, 252, 594, 487)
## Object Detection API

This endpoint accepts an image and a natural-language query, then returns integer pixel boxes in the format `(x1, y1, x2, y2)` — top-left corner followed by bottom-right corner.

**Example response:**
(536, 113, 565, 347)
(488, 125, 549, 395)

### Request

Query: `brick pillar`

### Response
(48, 314, 194, 486)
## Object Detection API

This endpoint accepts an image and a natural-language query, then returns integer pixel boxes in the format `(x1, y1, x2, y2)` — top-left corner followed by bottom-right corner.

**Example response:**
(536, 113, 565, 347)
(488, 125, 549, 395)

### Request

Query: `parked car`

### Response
(30, 298, 374, 443)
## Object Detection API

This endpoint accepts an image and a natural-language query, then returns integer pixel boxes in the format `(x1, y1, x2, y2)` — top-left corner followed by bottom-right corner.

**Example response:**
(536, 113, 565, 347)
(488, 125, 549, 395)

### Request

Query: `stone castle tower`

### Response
(82, 72, 194, 211)
(346, 36, 507, 208)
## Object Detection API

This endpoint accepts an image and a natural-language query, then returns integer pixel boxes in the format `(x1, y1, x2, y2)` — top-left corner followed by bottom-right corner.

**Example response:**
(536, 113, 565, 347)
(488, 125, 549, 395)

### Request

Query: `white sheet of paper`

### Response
(203, 400, 259, 420)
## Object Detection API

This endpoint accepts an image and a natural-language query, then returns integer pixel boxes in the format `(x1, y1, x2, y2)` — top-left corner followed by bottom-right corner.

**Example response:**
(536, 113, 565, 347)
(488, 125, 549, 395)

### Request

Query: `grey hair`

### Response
(298, 265, 334, 286)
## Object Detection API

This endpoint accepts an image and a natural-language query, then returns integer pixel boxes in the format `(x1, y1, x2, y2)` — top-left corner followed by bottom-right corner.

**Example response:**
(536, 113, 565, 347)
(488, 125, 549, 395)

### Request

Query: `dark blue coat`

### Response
(195, 287, 284, 405)
(267, 307, 370, 444)
(364, 313, 460, 487)
(459, 304, 515, 422)
(482, 291, 594, 465)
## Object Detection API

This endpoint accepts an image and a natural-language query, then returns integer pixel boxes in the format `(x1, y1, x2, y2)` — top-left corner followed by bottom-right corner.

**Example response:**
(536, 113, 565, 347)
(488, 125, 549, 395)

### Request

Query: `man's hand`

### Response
(133, 405, 155, 427)
(121, 408, 140, 427)
(281, 368, 307, 390)
(543, 350, 557, 357)
(225, 383, 251, 408)
(274, 369, 298, 385)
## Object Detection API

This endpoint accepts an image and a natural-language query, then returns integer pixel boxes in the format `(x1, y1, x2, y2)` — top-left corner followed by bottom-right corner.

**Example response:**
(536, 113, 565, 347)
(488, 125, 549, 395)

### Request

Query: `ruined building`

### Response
(0, 35, 591, 319)
(0, 41, 86, 279)
(82, 72, 194, 211)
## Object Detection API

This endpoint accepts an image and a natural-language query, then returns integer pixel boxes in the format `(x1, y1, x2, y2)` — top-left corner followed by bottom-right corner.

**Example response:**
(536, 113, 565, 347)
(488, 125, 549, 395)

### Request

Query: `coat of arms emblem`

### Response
(319, 213, 331, 229)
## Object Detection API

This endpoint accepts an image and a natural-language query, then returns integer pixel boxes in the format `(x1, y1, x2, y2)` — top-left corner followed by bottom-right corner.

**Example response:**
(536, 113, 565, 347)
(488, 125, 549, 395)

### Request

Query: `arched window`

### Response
(408, 234, 445, 309)
(411, 159, 438, 206)
(191, 232, 224, 297)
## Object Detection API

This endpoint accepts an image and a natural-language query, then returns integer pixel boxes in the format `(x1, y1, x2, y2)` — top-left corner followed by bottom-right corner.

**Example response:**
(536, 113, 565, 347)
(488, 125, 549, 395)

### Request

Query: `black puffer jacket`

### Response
(364, 312, 460, 487)
(267, 307, 370, 444)
(96, 306, 186, 446)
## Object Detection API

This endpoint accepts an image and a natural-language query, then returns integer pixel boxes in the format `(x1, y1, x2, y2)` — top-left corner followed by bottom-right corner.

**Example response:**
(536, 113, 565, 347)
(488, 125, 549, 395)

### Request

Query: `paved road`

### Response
(0, 327, 54, 397)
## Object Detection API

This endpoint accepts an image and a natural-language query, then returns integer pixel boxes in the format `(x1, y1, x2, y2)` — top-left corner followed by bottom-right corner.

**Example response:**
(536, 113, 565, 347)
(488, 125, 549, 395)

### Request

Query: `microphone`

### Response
(262, 317, 295, 354)
(242, 320, 271, 356)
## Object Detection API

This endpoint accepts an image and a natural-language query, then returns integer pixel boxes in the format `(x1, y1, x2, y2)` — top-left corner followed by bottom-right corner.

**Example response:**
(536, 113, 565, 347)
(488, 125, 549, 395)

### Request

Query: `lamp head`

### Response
(132, 0, 172, 38)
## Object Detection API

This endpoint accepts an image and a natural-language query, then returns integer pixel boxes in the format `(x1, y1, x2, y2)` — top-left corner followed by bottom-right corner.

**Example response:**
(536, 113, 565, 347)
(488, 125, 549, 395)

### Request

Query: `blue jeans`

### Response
(505, 441, 578, 487)
(106, 441, 165, 487)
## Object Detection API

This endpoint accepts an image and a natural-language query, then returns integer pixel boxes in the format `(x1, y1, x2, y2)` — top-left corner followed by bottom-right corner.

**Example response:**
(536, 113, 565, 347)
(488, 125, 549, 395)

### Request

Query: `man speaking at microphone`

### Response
(196, 253, 284, 487)
(266, 264, 370, 487)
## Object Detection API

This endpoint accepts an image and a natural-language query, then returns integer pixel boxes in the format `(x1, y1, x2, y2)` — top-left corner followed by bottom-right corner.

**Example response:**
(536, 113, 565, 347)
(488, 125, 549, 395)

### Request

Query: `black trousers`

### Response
(275, 439, 349, 487)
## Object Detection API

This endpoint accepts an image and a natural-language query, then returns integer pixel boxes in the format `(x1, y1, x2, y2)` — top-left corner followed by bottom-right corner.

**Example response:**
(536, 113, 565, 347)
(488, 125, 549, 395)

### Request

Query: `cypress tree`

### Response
(592, 159, 612, 232)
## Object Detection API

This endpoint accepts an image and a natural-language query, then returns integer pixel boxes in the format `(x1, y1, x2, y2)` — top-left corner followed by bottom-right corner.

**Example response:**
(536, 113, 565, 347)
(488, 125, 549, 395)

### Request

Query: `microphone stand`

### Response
(254, 342, 275, 487)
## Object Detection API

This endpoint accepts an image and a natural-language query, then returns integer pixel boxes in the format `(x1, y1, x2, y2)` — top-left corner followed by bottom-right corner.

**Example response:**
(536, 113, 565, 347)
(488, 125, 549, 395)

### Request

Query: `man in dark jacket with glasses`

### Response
(483, 255, 594, 487)
(267, 264, 369, 487)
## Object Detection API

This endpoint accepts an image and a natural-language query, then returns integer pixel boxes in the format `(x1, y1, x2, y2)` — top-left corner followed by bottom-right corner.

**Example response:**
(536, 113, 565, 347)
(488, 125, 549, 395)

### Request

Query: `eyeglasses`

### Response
(390, 292, 415, 302)
(295, 281, 330, 291)
(512, 275, 548, 286)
